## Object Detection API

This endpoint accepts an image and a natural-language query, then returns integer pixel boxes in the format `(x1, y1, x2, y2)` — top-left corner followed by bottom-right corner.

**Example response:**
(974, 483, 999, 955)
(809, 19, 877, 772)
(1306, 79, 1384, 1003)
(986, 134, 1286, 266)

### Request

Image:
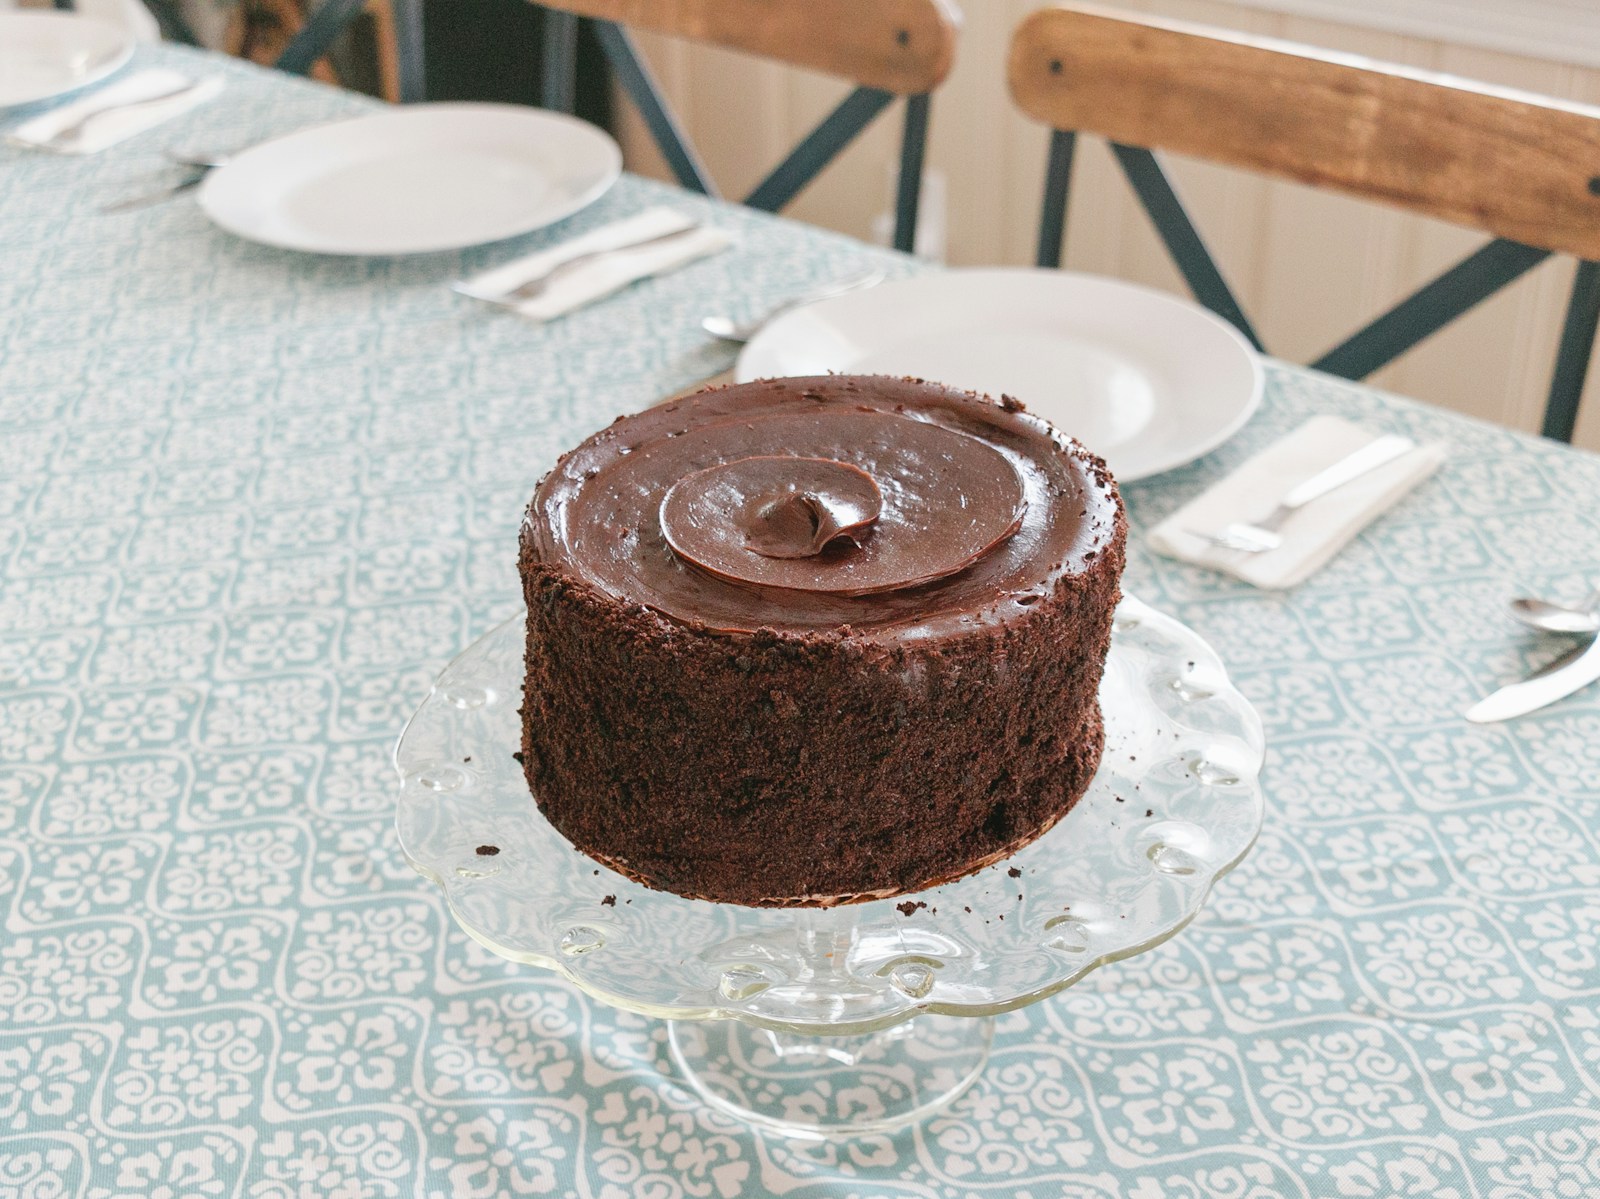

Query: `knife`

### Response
(1465, 634, 1600, 723)
(99, 171, 207, 213)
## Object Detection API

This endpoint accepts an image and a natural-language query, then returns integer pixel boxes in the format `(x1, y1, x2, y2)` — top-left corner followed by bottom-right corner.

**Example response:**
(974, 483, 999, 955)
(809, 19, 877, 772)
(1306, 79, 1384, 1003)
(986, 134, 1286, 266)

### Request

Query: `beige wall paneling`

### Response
(615, 3, 1600, 452)
(938, 0, 1019, 267)
(619, 29, 894, 245)
(781, 67, 896, 244)
(613, 32, 686, 186)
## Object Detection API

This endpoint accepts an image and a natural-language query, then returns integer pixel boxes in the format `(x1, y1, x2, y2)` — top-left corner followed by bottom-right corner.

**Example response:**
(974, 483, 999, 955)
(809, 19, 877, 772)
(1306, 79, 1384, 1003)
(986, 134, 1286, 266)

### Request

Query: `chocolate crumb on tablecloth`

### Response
(601, 895, 615, 906)
(1008, 867, 1021, 878)
(474, 845, 499, 857)
(897, 900, 927, 916)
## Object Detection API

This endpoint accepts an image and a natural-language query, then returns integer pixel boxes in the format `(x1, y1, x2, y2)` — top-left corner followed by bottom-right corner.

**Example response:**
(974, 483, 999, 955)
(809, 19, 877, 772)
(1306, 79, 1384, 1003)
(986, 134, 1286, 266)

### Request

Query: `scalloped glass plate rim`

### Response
(394, 594, 1265, 1035)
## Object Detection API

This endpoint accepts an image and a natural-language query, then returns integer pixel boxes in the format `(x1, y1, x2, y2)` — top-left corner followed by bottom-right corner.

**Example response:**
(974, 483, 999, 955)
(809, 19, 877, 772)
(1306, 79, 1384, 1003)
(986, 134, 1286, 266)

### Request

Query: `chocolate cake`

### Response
(519, 375, 1125, 906)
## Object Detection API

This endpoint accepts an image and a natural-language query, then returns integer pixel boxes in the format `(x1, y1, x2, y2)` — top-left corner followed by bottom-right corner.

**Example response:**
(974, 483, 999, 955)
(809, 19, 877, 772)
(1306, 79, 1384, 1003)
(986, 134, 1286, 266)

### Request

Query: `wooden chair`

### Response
(1008, 3, 1600, 442)
(533, 0, 960, 253)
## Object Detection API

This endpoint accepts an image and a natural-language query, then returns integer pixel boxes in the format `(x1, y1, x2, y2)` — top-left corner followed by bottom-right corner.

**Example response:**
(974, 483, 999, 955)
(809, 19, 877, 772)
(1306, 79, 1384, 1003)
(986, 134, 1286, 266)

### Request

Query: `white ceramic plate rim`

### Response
(0, 11, 134, 110)
(736, 268, 1265, 481)
(197, 102, 623, 255)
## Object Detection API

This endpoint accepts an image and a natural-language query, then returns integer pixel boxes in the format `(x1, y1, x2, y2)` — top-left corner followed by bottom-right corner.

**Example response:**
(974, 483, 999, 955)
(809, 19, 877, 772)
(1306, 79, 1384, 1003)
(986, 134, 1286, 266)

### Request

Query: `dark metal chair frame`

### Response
(1036, 130, 1600, 443)
(534, 7, 931, 254)
(275, 0, 425, 102)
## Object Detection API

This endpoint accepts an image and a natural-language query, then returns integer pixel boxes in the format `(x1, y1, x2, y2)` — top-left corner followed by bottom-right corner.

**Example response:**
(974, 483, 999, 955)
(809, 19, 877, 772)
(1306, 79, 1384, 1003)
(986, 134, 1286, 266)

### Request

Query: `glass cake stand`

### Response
(394, 596, 1265, 1139)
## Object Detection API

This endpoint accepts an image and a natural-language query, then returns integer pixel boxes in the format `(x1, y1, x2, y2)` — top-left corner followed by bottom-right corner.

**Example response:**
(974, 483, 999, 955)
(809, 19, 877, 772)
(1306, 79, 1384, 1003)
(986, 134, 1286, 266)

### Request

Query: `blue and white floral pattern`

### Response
(4, 44, 1599, 1198)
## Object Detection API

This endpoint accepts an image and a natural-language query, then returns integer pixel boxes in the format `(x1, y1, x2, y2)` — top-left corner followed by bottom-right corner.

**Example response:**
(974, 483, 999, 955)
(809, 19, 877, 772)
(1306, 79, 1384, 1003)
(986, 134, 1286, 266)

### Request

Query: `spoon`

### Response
(1509, 588, 1600, 635)
(701, 269, 884, 342)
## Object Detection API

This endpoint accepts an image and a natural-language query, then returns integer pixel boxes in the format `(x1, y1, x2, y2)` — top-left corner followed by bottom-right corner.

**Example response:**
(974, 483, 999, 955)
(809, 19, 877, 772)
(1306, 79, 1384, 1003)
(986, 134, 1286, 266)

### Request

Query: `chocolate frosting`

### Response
(733, 458, 882, 562)
(526, 376, 1119, 640)
(661, 455, 889, 588)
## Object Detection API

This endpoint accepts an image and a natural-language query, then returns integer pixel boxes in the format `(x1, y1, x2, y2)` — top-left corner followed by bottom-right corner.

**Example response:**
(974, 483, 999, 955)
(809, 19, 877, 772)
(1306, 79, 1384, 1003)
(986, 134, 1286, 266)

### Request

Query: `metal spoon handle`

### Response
(726, 270, 884, 340)
(761, 269, 883, 319)
(1282, 434, 1415, 510)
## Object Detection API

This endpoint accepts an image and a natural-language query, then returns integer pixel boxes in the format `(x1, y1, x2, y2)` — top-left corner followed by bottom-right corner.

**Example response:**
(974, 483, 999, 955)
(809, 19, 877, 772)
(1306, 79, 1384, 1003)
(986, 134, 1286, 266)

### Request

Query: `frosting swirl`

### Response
(736, 460, 882, 562)
(658, 420, 1026, 596)
(526, 376, 1119, 639)
(662, 455, 886, 585)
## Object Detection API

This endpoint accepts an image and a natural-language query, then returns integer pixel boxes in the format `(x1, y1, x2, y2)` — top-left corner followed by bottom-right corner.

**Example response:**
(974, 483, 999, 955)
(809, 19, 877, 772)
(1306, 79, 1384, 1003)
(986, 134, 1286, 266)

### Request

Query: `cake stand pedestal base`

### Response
(667, 1014, 994, 1140)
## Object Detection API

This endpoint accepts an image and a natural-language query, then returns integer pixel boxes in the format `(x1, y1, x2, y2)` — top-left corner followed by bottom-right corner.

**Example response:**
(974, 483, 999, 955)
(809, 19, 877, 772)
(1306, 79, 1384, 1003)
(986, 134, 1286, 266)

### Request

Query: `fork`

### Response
(100, 148, 238, 213)
(32, 80, 205, 151)
(1192, 434, 1416, 553)
(452, 224, 702, 307)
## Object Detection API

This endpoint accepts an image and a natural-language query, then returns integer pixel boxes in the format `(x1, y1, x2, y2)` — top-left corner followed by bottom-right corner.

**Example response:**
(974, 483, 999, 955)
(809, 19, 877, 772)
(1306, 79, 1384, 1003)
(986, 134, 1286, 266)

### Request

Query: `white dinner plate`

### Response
(737, 269, 1264, 481)
(198, 103, 622, 255)
(0, 11, 134, 110)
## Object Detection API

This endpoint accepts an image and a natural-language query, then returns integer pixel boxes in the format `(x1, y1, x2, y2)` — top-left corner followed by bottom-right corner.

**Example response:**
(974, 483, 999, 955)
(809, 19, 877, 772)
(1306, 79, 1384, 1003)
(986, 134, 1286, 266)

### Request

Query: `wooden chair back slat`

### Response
(541, 0, 959, 95)
(1008, 3, 1600, 261)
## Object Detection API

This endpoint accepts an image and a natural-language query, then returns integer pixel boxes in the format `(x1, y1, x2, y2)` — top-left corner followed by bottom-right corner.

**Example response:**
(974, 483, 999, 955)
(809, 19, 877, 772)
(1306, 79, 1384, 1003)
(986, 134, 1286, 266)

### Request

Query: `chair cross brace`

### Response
(586, 20, 719, 197)
(1110, 142, 1263, 352)
(1036, 130, 1600, 441)
(277, 0, 425, 102)
(1312, 239, 1549, 379)
(554, 14, 927, 252)
(277, 0, 365, 76)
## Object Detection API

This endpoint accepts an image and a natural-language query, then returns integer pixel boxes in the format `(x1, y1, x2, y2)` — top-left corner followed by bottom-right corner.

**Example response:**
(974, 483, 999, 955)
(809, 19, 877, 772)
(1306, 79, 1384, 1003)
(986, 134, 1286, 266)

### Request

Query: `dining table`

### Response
(4, 41, 1600, 1199)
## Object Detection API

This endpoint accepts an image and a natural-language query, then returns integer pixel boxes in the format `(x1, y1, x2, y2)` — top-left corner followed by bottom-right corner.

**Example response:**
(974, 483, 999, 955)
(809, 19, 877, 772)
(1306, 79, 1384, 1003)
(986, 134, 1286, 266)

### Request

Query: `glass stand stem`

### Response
(667, 1013, 993, 1140)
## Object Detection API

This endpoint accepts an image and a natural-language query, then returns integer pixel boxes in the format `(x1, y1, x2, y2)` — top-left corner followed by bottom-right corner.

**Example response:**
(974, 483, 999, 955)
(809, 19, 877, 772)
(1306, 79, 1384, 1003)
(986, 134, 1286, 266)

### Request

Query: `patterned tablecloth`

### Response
(4, 44, 1599, 1199)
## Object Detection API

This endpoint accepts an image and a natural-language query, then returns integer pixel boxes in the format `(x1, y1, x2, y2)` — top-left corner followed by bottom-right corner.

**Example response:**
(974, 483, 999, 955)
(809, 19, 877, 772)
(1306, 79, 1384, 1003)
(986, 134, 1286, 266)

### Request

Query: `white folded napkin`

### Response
(460, 207, 734, 322)
(1147, 415, 1447, 589)
(8, 69, 223, 155)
